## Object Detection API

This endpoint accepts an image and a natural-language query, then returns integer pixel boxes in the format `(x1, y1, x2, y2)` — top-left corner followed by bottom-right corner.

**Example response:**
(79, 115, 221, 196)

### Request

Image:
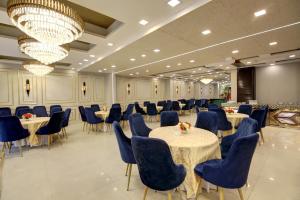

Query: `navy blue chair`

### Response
(182, 100, 192, 112)
(194, 134, 259, 200)
(195, 100, 202, 107)
(143, 101, 150, 107)
(221, 118, 258, 159)
(200, 99, 208, 108)
(33, 106, 48, 117)
(121, 104, 134, 127)
(0, 107, 12, 117)
(261, 105, 269, 128)
(195, 111, 218, 135)
(61, 108, 71, 138)
(129, 113, 151, 137)
(112, 103, 121, 108)
(134, 102, 146, 115)
(0, 116, 30, 156)
(50, 105, 62, 116)
(195, 106, 200, 113)
(78, 106, 87, 131)
(157, 100, 166, 107)
(160, 111, 179, 127)
(238, 104, 252, 115)
(209, 108, 232, 133)
(172, 101, 181, 112)
(112, 122, 136, 190)
(91, 104, 100, 112)
(84, 107, 104, 133)
(146, 103, 158, 121)
(207, 103, 218, 109)
(160, 101, 171, 113)
(250, 109, 266, 144)
(105, 107, 122, 129)
(132, 136, 186, 199)
(36, 111, 64, 148)
(15, 106, 31, 118)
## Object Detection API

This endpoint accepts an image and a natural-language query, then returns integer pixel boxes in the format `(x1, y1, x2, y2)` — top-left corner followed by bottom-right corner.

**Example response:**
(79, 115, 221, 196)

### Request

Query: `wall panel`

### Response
(0, 69, 13, 106)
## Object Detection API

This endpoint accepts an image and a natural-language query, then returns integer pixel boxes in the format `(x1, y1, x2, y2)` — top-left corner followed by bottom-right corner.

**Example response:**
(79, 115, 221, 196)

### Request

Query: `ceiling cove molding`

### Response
(114, 21, 300, 74)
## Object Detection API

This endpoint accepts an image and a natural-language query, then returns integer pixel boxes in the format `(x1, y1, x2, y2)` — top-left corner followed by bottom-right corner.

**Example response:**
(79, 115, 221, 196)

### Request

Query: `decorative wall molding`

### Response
(18, 71, 38, 105)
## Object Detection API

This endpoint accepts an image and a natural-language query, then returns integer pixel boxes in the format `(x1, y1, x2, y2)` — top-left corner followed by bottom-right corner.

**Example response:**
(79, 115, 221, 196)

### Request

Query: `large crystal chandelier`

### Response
(7, 0, 84, 45)
(18, 36, 69, 65)
(23, 61, 54, 76)
(200, 78, 213, 84)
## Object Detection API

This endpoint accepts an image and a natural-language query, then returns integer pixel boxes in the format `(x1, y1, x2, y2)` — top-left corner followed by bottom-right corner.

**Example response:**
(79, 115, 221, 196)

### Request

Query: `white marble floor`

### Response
(1, 114, 300, 200)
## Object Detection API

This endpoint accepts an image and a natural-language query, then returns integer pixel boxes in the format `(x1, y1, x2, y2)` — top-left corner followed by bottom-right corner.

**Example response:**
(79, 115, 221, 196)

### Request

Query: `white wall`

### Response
(0, 63, 108, 120)
(256, 62, 300, 105)
(194, 82, 219, 99)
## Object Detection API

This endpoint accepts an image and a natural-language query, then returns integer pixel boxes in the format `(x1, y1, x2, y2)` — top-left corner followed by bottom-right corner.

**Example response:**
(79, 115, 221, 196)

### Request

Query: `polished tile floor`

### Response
(1, 114, 300, 200)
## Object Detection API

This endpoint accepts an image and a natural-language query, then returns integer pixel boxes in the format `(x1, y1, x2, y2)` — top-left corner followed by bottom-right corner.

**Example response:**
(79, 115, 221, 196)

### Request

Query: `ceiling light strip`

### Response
(115, 21, 300, 74)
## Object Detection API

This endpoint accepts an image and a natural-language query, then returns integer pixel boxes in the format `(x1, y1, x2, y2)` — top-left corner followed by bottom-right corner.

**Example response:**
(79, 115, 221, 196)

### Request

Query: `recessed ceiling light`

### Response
(135, 72, 139, 75)
(168, 0, 180, 7)
(219, 64, 223, 67)
(153, 49, 160, 53)
(247, 61, 252, 64)
(198, 68, 202, 70)
(254, 9, 266, 17)
(177, 63, 182, 66)
(159, 74, 164, 77)
(232, 50, 239, 54)
(107, 43, 114, 46)
(189, 60, 195, 63)
(141, 54, 146, 58)
(98, 70, 102, 72)
(89, 54, 95, 58)
(289, 54, 296, 58)
(71, 68, 75, 70)
(129, 73, 133, 76)
(226, 66, 230, 69)
(79, 62, 82, 65)
(192, 71, 196, 73)
(111, 65, 116, 68)
(146, 69, 149, 72)
(139, 19, 148, 26)
(103, 68, 107, 70)
(269, 41, 277, 46)
(166, 65, 171, 68)
(130, 58, 136, 61)
(201, 29, 211, 35)
(83, 59, 89, 62)
(270, 63, 275, 66)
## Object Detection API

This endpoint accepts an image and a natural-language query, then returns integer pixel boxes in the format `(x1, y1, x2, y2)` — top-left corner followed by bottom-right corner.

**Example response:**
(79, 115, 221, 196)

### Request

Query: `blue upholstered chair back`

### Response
(106, 107, 122, 123)
(143, 101, 150, 107)
(238, 104, 252, 115)
(112, 122, 136, 164)
(0, 116, 29, 142)
(132, 136, 186, 191)
(134, 102, 146, 114)
(85, 107, 103, 124)
(209, 108, 232, 131)
(146, 103, 158, 116)
(15, 106, 30, 117)
(160, 111, 179, 127)
(50, 105, 62, 116)
(261, 105, 269, 127)
(78, 106, 87, 122)
(250, 109, 266, 132)
(91, 104, 100, 112)
(157, 101, 166, 107)
(200, 99, 208, 108)
(33, 106, 48, 117)
(208, 104, 218, 109)
(236, 118, 258, 137)
(122, 104, 134, 119)
(112, 103, 121, 108)
(129, 113, 151, 137)
(195, 106, 200, 113)
(62, 108, 72, 128)
(165, 101, 172, 111)
(195, 111, 218, 134)
(172, 101, 180, 111)
(195, 100, 201, 107)
(0, 107, 12, 117)
(37, 112, 64, 135)
(15, 107, 33, 118)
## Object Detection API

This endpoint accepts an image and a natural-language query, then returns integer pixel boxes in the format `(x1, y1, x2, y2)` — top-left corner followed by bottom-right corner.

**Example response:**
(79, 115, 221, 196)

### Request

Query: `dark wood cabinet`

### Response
(237, 67, 255, 102)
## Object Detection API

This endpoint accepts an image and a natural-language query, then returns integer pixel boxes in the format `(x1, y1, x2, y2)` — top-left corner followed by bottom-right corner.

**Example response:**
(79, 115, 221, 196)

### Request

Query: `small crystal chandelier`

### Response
(23, 61, 54, 76)
(18, 36, 69, 65)
(200, 78, 213, 84)
(7, 0, 84, 45)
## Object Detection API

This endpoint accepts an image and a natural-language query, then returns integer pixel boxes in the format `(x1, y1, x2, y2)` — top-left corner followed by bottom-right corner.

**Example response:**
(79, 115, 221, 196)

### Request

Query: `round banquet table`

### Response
(20, 117, 50, 146)
(149, 126, 221, 199)
(226, 113, 249, 134)
(95, 110, 109, 120)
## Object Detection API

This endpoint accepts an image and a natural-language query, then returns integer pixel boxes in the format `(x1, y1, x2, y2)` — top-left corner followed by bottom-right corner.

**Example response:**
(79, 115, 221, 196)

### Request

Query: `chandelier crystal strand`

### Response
(23, 61, 54, 76)
(200, 78, 213, 84)
(18, 36, 69, 65)
(7, 0, 84, 45)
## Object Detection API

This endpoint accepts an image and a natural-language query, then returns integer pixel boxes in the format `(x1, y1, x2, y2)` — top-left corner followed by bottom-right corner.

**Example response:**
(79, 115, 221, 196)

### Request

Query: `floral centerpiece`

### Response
(22, 113, 33, 120)
(225, 108, 235, 114)
(178, 122, 191, 134)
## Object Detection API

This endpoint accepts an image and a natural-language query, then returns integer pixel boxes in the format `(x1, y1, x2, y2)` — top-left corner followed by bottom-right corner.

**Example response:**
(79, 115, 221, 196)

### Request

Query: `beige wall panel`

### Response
(0, 70, 13, 106)
(93, 76, 105, 102)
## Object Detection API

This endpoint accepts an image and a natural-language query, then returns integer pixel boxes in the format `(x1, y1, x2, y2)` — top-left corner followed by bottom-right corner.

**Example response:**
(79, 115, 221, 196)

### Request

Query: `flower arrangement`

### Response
(178, 122, 191, 134)
(22, 113, 33, 120)
(225, 108, 235, 114)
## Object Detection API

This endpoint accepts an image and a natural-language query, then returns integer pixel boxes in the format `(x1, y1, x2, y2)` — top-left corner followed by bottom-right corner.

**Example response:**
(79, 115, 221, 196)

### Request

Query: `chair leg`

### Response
(238, 188, 244, 200)
(195, 177, 202, 199)
(167, 191, 172, 200)
(219, 187, 224, 200)
(125, 164, 129, 176)
(127, 164, 132, 191)
(18, 145, 23, 157)
(143, 187, 149, 200)
(47, 135, 51, 150)
(259, 130, 265, 144)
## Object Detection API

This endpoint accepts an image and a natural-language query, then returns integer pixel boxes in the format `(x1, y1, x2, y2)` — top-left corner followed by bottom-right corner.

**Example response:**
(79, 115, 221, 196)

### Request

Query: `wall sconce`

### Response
(25, 79, 30, 96)
(188, 86, 191, 93)
(176, 86, 179, 94)
(155, 84, 158, 95)
(82, 81, 87, 96)
(127, 83, 131, 95)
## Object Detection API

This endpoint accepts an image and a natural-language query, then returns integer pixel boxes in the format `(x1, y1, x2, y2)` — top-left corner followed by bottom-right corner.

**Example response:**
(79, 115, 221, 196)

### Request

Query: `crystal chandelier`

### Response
(23, 61, 54, 76)
(18, 36, 69, 65)
(200, 78, 213, 84)
(7, 0, 84, 45)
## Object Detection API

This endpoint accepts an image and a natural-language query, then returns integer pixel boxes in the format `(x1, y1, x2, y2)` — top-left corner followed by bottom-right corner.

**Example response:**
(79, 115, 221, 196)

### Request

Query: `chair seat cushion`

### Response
(194, 159, 222, 178)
